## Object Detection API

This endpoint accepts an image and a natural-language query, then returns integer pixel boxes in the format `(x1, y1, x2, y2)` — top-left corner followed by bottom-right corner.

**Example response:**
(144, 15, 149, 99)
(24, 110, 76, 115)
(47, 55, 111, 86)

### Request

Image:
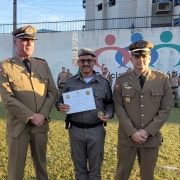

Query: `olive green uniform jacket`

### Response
(0, 55, 58, 137)
(113, 70, 172, 147)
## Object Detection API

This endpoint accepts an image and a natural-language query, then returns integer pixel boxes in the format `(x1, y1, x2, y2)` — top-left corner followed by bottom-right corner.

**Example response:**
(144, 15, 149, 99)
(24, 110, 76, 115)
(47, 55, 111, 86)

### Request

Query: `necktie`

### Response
(139, 75, 145, 88)
(23, 59, 31, 73)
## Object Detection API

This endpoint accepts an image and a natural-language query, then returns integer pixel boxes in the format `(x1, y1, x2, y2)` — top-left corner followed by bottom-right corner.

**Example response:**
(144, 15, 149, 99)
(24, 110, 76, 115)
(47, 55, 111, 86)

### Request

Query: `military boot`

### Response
(175, 103, 179, 108)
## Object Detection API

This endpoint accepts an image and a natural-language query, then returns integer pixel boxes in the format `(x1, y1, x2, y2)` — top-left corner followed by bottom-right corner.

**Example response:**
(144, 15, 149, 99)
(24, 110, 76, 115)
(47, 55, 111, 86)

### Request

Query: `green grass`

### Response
(0, 102, 180, 180)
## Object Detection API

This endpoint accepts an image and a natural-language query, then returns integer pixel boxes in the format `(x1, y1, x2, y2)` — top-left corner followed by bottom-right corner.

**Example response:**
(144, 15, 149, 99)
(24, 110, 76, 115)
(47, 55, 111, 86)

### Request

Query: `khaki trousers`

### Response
(7, 125, 48, 180)
(172, 88, 179, 103)
(115, 143, 158, 180)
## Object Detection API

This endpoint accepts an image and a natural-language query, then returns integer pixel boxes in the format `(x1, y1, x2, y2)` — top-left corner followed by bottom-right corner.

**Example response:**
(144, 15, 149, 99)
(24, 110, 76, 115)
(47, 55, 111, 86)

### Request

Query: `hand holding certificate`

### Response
(63, 87, 96, 114)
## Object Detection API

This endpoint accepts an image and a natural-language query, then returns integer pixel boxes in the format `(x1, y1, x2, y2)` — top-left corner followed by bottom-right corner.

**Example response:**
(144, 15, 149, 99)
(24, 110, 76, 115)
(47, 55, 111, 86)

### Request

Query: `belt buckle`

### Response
(83, 123, 88, 129)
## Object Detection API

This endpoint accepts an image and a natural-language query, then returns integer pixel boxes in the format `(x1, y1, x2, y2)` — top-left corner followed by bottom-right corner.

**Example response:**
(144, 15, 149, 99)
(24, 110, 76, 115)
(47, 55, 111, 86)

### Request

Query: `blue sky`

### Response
(1, 0, 85, 24)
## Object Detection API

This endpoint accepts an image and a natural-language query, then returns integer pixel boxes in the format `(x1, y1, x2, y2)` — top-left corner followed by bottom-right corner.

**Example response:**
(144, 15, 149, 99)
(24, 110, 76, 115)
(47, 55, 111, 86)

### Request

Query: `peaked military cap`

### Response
(12, 25, 37, 40)
(78, 48, 96, 57)
(129, 40, 154, 55)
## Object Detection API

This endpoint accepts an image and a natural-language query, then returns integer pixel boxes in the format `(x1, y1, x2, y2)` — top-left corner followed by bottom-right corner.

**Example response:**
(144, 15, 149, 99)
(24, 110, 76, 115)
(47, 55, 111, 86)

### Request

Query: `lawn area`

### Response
(0, 102, 179, 180)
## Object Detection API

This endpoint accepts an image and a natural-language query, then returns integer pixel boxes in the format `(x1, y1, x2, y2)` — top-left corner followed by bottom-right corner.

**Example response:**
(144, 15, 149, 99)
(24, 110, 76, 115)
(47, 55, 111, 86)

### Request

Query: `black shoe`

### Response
(175, 103, 179, 108)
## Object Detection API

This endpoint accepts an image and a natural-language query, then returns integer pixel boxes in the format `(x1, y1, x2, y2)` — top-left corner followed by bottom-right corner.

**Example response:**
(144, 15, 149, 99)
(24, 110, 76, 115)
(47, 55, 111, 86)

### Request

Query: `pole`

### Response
(13, 0, 17, 55)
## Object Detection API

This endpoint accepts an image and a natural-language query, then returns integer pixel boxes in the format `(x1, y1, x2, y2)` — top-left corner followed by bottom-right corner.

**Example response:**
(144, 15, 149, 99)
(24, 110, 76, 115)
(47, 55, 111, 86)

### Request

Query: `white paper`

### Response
(63, 87, 96, 114)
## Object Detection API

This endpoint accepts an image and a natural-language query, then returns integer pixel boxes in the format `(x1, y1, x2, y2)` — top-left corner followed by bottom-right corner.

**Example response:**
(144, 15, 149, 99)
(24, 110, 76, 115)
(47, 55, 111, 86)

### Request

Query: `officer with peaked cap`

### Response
(113, 40, 172, 180)
(55, 48, 114, 180)
(0, 25, 57, 180)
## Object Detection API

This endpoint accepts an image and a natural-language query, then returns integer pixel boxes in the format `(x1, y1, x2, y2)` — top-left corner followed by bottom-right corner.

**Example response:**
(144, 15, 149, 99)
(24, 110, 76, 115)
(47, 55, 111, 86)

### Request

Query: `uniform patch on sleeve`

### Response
(0, 66, 4, 74)
(114, 83, 119, 90)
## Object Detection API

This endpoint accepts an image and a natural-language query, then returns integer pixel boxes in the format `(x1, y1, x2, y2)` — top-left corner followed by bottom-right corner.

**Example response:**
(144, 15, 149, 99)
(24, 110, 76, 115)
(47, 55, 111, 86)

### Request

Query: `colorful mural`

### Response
(94, 31, 180, 75)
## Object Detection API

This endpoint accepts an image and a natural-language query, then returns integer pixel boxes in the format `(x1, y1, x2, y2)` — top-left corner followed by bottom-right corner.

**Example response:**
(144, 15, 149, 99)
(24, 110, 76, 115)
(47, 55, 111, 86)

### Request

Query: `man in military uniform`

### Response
(55, 48, 114, 180)
(66, 68, 73, 78)
(57, 67, 68, 98)
(113, 40, 172, 180)
(0, 25, 57, 180)
(102, 67, 113, 87)
(169, 70, 180, 108)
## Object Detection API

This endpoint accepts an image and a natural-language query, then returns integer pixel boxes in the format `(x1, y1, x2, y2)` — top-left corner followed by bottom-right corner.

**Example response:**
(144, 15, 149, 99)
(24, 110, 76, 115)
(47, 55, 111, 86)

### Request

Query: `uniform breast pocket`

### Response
(94, 88, 107, 106)
(39, 73, 49, 85)
(122, 91, 135, 104)
(151, 89, 164, 103)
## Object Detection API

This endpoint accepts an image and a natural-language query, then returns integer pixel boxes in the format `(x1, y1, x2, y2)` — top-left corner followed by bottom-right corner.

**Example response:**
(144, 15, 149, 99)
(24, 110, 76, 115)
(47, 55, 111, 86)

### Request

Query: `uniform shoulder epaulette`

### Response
(0, 58, 12, 64)
(152, 70, 168, 77)
(68, 74, 78, 79)
(117, 72, 130, 79)
(98, 74, 105, 79)
(97, 73, 110, 82)
(33, 57, 46, 61)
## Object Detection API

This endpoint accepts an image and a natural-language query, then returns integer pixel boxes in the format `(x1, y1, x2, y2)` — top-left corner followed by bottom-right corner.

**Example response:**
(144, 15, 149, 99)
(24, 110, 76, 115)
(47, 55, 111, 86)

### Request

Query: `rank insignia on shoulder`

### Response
(0, 66, 4, 74)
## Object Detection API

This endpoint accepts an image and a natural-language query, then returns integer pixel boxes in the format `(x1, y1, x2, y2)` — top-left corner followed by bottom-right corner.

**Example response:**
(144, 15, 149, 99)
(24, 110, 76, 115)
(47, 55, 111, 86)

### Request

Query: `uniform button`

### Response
(34, 87, 36, 90)
(157, 94, 159, 95)
(141, 124, 144, 126)
(36, 98, 38, 100)
(141, 95, 143, 98)
(31, 77, 33, 80)
(141, 114, 144, 117)
(141, 105, 144, 107)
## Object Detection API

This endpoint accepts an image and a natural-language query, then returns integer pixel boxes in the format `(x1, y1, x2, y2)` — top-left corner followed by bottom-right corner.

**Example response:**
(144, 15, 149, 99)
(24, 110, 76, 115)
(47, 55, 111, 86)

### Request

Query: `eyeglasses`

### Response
(78, 59, 95, 64)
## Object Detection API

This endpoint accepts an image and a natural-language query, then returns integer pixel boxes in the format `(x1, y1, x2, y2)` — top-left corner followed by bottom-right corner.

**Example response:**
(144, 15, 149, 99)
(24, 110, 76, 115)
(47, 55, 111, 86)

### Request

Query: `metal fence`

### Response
(0, 14, 180, 34)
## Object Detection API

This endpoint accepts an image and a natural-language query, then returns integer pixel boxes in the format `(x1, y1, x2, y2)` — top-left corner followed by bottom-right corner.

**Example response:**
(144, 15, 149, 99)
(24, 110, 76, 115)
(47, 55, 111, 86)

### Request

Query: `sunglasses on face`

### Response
(78, 59, 95, 64)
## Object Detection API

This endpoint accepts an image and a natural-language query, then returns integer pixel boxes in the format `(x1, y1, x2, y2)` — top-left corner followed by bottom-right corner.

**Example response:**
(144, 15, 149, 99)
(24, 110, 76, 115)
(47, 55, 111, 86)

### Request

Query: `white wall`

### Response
(1, 27, 180, 87)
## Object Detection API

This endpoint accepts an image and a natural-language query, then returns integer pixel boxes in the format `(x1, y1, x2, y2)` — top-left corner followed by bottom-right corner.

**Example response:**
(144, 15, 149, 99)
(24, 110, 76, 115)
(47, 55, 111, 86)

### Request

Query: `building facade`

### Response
(83, 0, 180, 29)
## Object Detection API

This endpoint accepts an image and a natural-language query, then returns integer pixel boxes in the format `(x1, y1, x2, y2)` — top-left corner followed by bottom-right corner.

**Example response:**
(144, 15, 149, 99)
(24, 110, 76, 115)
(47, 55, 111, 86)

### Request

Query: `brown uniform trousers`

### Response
(113, 70, 172, 180)
(0, 55, 57, 180)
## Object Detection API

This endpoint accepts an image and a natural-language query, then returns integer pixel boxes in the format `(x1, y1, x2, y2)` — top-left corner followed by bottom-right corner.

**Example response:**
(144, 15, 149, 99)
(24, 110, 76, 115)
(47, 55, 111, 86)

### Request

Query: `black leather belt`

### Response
(70, 120, 103, 129)
(171, 87, 178, 89)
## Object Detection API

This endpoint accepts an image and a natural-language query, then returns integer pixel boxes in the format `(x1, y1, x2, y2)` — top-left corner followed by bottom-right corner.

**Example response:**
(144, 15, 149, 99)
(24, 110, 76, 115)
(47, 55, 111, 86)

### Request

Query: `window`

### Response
(175, 0, 180, 5)
(174, 18, 180, 26)
(109, 0, 115, 7)
(153, 0, 170, 2)
(97, 3, 102, 11)
(83, 0, 86, 9)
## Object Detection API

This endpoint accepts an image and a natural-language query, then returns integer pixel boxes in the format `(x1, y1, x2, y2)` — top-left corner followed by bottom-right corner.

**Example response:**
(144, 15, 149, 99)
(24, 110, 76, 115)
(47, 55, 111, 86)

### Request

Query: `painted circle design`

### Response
(105, 34, 116, 45)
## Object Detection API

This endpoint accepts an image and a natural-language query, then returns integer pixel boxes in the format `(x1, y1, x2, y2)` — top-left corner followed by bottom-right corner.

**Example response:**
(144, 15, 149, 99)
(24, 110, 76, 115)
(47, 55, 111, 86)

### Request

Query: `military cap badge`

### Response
(135, 40, 146, 48)
(25, 26, 34, 35)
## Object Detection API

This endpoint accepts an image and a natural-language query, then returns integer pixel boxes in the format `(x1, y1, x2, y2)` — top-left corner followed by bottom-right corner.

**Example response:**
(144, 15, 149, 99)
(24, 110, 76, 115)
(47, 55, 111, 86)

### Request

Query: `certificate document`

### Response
(63, 87, 96, 114)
